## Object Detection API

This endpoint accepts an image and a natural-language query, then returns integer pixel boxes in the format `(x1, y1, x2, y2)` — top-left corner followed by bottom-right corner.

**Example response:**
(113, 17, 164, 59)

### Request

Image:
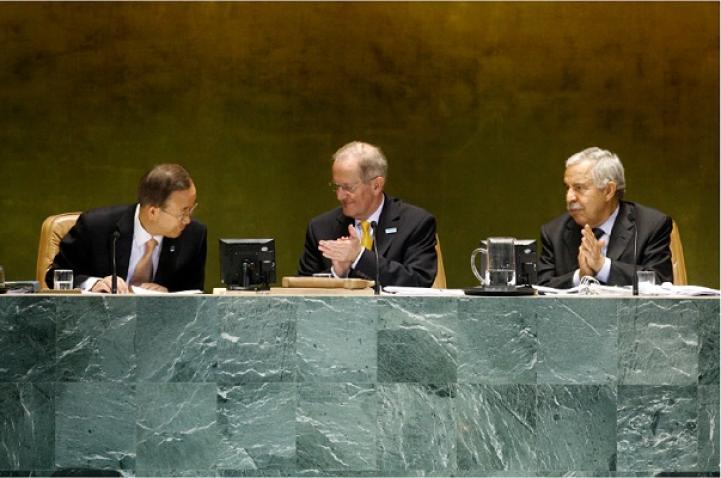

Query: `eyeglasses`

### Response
(329, 177, 379, 194)
(160, 203, 198, 220)
(329, 181, 362, 194)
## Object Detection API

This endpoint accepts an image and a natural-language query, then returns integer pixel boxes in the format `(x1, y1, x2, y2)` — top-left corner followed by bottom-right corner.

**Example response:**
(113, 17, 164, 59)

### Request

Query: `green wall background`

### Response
(0, 2, 718, 290)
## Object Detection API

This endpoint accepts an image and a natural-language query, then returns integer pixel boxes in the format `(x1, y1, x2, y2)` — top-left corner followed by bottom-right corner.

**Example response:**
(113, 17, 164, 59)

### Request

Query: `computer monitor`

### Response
(219, 238, 276, 290)
(514, 239, 537, 286)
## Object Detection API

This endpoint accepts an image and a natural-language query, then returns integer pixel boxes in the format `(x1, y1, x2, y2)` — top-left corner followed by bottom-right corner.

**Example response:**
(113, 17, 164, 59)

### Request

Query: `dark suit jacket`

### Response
(298, 195, 437, 287)
(47, 204, 207, 291)
(538, 200, 673, 288)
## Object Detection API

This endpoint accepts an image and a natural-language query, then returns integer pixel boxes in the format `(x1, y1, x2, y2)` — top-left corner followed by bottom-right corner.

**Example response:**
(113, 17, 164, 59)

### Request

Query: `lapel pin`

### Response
(169, 245, 176, 253)
(385, 227, 397, 234)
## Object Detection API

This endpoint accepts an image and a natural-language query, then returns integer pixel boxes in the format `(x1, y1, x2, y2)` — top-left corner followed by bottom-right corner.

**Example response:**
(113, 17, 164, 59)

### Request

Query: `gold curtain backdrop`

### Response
(0, 2, 717, 289)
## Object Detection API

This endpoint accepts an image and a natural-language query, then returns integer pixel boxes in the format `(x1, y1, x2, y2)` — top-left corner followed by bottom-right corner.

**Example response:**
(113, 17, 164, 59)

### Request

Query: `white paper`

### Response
(533, 285, 582, 295)
(534, 281, 719, 297)
(381, 286, 465, 296)
(131, 286, 203, 295)
(640, 282, 720, 296)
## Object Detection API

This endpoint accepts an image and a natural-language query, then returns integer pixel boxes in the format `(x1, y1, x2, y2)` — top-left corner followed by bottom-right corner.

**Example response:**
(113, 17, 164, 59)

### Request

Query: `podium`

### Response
(0, 294, 717, 475)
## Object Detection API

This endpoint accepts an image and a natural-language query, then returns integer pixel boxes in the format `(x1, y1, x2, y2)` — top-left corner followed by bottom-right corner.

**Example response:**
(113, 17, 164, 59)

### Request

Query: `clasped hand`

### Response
(578, 224, 606, 278)
(318, 224, 364, 277)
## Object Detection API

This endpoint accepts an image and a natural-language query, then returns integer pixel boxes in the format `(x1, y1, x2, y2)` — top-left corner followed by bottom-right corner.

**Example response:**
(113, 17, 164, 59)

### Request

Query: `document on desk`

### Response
(382, 286, 465, 296)
(80, 288, 203, 295)
(131, 286, 203, 295)
(533, 285, 582, 295)
(533, 284, 633, 296)
(640, 282, 720, 296)
(535, 282, 720, 296)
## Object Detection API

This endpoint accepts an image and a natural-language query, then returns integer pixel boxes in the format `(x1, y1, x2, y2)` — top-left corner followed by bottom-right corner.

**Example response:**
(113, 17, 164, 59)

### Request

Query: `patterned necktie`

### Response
(360, 221, 373, 251)
(131, 239, 158, 286)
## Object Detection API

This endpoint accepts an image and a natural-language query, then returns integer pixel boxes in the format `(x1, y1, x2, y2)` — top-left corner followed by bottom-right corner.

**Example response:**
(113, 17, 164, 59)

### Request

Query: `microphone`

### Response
(630, 212, 639, 296)
(111, 230, 120, 294)
(370, 221, 381, 295)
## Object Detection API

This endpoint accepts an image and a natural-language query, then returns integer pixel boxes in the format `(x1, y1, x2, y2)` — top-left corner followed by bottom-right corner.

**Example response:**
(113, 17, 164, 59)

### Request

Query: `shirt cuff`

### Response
(572, 269, 581, 287)
(80, 277, 100, 291)
(595, 257, 612, 283)
(350, 248, 365, 270)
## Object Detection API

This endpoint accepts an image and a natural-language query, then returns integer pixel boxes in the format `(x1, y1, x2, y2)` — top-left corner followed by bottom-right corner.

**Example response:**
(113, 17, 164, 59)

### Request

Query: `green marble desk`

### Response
(0, 295, 718, 476)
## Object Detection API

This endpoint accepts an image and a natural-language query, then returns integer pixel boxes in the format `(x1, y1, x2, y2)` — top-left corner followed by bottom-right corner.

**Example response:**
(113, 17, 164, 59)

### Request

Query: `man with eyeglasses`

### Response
(47, 164, 207, 293)
(298, 141, 437, 287)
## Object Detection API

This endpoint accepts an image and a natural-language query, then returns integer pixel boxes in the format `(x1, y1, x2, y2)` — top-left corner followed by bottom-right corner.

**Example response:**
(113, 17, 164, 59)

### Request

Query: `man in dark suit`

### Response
(47, 164, 207, 293)
(538, 147, 673, 288)
(298, 141, 437, 287)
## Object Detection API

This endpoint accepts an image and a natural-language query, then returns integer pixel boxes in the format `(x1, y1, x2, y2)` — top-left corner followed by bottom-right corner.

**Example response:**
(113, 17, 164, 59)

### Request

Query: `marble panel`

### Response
(136, 383, 218, 474)
(377, 298, 457, 383)
(536, 385, 616, 472)
(537, 298, 617, 385)
(136, 297, 218, 382)
(54, 382, 136, 472)
(536, 473, 651, 477)
(618, 299, 698, 385)
(457, 298, 537, 384)
(697, 299, 719, 385)
(136, 469, 220, 477)
(55, 296, 136, 382)
(217, 383, 295, 472)
(297, 297, 376, 383)
(296, 383, 376, 472)
(697, 385, 719, 472)
(219, 471, 293, 477)
(473, 473, 641, 477)
(456, 384, 536, 472)
(617, 385, 697, 472)
(0, 383, 54, 470)
(0, 297, 55, 382)
(0, 470, 56, 476)
(455, 472, 540, 477)
(217, 297, 297, 384)
(293, 471, 457, 477)
(377, 384, 456, 472)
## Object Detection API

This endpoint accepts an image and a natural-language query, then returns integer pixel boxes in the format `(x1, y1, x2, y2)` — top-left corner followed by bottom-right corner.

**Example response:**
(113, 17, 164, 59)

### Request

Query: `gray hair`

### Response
(333, 141, 388, 182)
(566, 147, 626, 198)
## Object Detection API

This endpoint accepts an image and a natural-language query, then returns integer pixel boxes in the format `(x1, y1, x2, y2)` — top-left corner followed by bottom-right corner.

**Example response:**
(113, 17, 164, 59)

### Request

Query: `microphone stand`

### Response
(632, 222, 639, 296)
(370, 221, 381, 295)
(111, 230, 120, 294)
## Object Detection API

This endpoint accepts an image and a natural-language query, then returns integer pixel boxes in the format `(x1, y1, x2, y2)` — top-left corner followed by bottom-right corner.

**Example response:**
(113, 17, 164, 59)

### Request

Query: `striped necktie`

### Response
(131, 238, 158, 286)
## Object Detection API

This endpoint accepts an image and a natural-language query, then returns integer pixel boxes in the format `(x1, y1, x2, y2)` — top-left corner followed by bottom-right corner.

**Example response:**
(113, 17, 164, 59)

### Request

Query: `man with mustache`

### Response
(538, 147, 673, 288)
(47, 163, 207, 293)
(298, 141, 437, 287)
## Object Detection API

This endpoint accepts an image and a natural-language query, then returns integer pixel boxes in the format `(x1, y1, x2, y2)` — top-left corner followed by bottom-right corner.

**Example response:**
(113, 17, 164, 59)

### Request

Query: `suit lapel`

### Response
(562, 218, 582, 267)
(335, 211, 354, 237)
(376, 196, 398, 256)
(563, 217, 581, 250)
(155, 239, 177, 284)
(606, 202, 633, 261)
(114, 206, 135, 280)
